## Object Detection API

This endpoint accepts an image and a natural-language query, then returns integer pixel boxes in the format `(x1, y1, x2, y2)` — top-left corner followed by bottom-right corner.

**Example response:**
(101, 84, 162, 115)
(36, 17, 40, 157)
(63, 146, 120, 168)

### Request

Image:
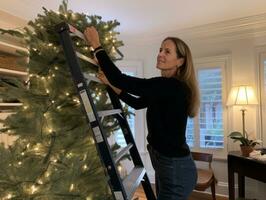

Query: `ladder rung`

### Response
(83, 74, 102, 84)
(123, 166, 146, 200)
(68, 24, 86, 40)
(98, 109, 122, 118)
(76, 51, 99, 67)
(114, 143, 133, 163)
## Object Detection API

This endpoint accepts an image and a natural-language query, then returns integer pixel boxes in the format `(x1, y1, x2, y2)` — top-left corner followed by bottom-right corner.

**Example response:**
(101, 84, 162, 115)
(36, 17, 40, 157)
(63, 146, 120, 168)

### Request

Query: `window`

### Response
(113, 61, 145, 152)
(198, 68, 224, 148)
(258, 52, 266, 144)
(186, 55, 229, 156)
(114, 71, 135, 148)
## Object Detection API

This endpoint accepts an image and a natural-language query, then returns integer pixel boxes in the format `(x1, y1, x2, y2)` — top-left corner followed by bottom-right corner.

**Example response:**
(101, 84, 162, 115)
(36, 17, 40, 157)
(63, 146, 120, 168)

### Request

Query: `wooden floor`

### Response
(133, 186, 228, 200)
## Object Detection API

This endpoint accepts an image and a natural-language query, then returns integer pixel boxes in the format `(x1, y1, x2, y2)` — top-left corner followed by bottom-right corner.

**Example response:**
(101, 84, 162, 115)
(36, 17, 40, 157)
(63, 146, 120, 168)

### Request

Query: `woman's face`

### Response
(156, 39, 182, 73)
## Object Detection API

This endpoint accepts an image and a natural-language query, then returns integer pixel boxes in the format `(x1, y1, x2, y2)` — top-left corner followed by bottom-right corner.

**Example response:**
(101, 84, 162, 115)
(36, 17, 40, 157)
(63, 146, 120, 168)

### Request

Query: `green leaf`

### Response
(228, 131, 243, 138)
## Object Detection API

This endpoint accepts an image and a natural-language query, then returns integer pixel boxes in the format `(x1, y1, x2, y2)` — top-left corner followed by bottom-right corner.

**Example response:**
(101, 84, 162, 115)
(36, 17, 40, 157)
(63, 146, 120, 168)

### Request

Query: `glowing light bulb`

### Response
(30, 185, 38, 194)
(23, 106, 28, 110)
(51, 100, 55, 104)
(37, 179, 43, 185)
(66, 92, 70, 96)
(117, 165, 122, 173)
(48, 129, 53, 133)
(4, 193, 13, 199)
(112, 46, 116, 54)
(83, 165, 88, 170)
(46, 89, 50, 94)
(67, 153, 73, 158)
(69, 183, 74, 191)
(18, 161, 22, 165)
(45, 172, 50, 177)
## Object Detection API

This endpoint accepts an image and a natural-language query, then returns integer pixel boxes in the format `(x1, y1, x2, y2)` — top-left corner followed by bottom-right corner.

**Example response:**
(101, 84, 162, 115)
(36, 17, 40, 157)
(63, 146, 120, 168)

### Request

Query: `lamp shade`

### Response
(226, 85, 258, 106)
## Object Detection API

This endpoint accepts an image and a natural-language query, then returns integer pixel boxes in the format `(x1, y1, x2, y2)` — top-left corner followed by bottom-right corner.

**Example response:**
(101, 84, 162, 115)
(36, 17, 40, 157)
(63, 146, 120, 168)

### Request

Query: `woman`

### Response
(84, 27, 200, 200)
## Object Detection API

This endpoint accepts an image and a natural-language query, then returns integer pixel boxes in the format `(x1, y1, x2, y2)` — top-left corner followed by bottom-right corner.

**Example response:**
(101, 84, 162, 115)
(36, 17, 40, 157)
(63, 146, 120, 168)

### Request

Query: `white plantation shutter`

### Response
(260, 59, 266, 144)
(198, 68, 224, 148)
(186, 56, 229, 152)
(186, 117, 194, 147)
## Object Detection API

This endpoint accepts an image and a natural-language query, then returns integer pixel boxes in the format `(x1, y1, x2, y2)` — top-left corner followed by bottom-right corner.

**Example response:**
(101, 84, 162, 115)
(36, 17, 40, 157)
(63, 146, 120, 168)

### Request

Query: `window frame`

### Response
(190, 55, 231, 159)
(257, 51, 266, 146)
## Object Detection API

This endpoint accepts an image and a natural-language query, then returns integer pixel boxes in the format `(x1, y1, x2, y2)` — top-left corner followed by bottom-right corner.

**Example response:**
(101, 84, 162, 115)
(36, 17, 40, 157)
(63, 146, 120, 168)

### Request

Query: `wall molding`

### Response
(123, 12, 266, 45)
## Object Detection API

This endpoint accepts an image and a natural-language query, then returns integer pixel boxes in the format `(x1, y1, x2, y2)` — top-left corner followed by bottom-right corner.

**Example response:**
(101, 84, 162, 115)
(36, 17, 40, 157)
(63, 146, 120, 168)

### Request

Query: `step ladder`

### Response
(56, 22, 156, 200)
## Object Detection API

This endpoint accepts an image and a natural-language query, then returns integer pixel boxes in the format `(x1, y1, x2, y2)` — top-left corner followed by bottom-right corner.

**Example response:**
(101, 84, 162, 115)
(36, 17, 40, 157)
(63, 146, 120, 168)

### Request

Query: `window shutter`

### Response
(198, 68, 224, 148)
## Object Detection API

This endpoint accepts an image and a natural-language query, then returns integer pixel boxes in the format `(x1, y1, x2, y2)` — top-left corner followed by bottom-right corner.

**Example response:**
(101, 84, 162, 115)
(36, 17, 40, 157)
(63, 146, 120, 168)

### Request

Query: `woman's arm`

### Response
(97, 70, 147, 109)
(118, 91, 147, 110)
(84, 27, 157, 98)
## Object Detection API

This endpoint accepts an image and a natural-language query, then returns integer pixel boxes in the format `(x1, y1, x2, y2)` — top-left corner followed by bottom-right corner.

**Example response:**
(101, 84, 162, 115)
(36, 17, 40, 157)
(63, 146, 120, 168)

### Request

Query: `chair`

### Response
(191, 151, 217, 200)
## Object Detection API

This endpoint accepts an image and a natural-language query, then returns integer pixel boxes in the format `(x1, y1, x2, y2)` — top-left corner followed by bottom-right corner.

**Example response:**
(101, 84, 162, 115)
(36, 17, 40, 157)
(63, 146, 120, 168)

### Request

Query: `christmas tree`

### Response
(0, 1, 125, 199)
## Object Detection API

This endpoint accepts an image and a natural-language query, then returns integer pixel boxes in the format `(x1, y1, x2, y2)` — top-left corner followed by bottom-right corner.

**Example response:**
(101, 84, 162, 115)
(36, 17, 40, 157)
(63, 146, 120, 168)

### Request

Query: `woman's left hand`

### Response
(97, 70, 110, 85)
(97, 70, 122, 95)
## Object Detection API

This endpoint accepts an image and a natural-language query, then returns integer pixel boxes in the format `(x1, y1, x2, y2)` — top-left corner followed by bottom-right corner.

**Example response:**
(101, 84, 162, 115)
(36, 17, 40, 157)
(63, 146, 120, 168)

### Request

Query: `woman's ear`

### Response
(177, 58, 184, 67)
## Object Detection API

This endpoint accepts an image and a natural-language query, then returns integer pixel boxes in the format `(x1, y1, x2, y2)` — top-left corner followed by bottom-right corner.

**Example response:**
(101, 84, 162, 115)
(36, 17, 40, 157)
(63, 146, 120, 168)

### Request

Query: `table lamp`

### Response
(226, 85, 258, 138)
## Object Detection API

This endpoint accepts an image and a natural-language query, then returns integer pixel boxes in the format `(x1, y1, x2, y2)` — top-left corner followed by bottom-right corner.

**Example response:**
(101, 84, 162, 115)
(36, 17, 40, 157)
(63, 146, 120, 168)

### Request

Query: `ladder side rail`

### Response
(107, 82, 156, 200)
(107, 87, 143, 166)
(56, 22, 127, 200)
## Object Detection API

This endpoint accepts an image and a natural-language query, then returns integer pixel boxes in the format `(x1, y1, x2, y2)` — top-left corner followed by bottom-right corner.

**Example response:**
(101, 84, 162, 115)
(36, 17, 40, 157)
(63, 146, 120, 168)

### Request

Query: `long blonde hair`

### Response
(163, 37, 200, 117)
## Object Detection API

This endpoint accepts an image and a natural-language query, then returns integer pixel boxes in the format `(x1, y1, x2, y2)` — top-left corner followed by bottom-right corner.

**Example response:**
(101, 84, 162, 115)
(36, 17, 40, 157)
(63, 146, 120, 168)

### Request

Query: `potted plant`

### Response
(228, 131, 261, 157)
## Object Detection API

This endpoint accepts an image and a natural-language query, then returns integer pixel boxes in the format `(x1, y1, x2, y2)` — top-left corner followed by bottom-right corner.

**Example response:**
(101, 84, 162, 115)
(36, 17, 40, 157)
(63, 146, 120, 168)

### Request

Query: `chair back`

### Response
(191, 151, 212, 163)
(191, 151, 217, 200)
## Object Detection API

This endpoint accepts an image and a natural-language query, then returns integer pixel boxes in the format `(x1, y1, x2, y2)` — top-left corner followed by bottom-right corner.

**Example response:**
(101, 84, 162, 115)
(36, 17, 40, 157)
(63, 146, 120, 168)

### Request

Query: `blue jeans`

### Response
(147, 144, 197, 200)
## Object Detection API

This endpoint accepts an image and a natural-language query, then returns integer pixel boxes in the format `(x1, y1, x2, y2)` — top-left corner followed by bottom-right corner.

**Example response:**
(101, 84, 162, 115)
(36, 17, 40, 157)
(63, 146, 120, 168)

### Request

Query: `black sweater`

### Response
(95, 49, 190, 157)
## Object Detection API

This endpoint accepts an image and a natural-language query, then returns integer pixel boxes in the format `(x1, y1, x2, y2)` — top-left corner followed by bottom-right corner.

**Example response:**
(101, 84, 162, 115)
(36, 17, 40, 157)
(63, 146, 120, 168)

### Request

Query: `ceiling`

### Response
(1, 0, 266, 40)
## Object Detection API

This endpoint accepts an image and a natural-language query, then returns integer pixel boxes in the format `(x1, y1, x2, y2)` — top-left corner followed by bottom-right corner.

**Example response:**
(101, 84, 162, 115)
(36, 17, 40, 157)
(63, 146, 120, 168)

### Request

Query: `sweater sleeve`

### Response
(95, 49, 158, 98)
(118, 91, 147, 110)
